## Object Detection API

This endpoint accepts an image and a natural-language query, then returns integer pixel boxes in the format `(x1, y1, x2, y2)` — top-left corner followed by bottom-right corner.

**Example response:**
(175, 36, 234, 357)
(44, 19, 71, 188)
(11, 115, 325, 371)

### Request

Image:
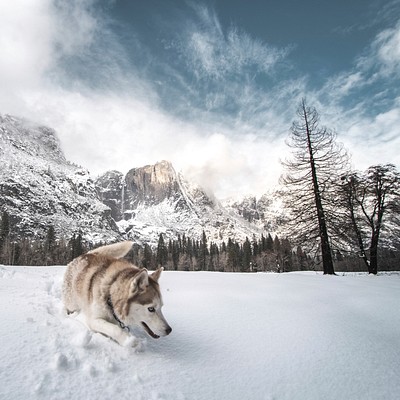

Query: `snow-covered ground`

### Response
(1, 266, 399, 400)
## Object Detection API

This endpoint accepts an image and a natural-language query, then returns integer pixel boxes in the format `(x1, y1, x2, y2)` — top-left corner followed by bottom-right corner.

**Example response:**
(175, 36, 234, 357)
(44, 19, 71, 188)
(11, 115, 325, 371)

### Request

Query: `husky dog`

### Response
(62, 241, 172, 346)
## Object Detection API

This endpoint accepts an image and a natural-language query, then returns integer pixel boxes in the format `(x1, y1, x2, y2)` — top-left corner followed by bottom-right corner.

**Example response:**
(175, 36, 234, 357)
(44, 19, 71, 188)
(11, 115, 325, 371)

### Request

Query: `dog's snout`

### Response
(165, 326, 172, 335)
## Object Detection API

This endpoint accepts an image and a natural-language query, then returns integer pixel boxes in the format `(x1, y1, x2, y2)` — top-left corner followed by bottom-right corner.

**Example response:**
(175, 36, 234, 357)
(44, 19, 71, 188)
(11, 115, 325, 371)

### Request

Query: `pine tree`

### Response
(0, 210, 10, 249)
(242, 237, 252, 271)
(70, 232, 84, 260)
(156, 233, 168, 267)
(252, 234, 259, 257)
(171, 241, 179, 270)
(142, 243, 154, 269)
(265, 233, 274, 252)
(281, 99, 348, 274)
(227, 238, 237, 272)
(45, 225, 56, 265)
(198, 230, 209, 270)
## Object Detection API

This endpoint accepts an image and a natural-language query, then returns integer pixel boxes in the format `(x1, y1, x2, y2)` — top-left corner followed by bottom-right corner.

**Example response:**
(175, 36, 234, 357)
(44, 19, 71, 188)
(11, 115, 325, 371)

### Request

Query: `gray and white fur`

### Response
(63, 241, 172, 346)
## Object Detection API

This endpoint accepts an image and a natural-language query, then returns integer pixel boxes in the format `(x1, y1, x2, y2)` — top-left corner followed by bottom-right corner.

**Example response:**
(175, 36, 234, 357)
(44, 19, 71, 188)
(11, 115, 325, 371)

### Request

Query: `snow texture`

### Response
(0, 266, 399, 400)
(0, 114, 119, 242)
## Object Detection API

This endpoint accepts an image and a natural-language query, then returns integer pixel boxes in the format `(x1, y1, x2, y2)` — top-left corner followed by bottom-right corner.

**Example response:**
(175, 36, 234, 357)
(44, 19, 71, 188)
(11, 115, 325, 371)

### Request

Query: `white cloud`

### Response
(183, 3, 288, 81)
(312, 18, 400, 175)
(342, 107, 400, 173)
(22, 86, 284, 199)
(0, 0, 103, 114)
(319, 21, 400, 110)
(0, 0, 284, 203)
(52, 0, 98, 56)
(0, 1, 54, 97)
(0, 0, 399, 201)
(374, 22, 400, 75)
(177, 132, 285, 198)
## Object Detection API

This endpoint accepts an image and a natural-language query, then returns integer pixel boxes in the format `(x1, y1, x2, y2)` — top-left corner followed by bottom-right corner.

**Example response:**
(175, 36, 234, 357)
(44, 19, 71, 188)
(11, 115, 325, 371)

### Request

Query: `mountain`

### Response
(221, 192, 285, 233)
(1, 114, 283, 246)
(0, 114, 119, 243)
(95, 161, 266, 246)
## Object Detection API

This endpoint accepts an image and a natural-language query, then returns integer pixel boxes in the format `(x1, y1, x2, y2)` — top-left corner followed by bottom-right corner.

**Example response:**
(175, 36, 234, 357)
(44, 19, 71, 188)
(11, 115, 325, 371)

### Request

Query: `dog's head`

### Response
(126, 267, 172, 339)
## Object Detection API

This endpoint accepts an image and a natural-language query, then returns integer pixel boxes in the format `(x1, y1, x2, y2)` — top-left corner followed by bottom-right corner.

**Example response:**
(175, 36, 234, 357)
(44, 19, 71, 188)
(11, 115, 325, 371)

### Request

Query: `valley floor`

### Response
(0, 267, 399, 400)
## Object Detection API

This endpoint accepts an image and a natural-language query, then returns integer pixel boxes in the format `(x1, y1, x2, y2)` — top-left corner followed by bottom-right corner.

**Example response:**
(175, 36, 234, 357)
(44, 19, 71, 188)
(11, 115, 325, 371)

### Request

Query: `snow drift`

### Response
(0, 266, 399, 400)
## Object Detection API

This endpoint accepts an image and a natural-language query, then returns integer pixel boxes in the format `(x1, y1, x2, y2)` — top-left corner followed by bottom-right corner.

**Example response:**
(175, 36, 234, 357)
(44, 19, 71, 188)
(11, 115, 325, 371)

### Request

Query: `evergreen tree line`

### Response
(127, 231, 400, 273)
(1, 210, 399, 271)
(0, 212, 85, 265)
(126, 231, 314, 272)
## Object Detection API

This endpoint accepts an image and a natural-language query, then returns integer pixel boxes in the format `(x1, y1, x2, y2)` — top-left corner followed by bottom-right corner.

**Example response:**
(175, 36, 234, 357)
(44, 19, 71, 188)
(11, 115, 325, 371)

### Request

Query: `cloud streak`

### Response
(314, 19, 400, 172)
(0, 0, 399, 198)
(182, 4, 288, 80)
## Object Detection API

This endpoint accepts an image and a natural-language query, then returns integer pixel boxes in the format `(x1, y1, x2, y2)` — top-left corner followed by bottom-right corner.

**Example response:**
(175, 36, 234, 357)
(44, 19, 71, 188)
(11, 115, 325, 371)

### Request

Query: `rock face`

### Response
(221, 192, 285, 234)
(223, 196, 260, 223)
(124, 161, 180, 208)
(95, 170, 124, 221)
(0, 114, 120, 243)
(95, 161, 265, 246)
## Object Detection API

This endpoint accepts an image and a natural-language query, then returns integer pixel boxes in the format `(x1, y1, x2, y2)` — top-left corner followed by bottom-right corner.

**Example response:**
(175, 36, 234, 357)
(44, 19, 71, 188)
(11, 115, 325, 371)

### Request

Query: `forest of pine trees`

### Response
(126, 232, 312, 273)
(1, 210, 399, 271)
(0, 211, 86, 266)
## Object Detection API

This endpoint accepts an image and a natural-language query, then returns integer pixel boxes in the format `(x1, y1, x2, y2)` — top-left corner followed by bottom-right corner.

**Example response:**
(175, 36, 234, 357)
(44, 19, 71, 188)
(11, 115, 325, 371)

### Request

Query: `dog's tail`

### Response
(88, 241, 133, 259)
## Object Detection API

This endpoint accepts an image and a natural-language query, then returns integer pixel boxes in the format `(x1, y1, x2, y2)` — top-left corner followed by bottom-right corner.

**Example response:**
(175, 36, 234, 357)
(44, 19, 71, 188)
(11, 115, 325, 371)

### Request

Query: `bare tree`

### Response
(340, 164, 400, 274)
(281, 99, 348, 274)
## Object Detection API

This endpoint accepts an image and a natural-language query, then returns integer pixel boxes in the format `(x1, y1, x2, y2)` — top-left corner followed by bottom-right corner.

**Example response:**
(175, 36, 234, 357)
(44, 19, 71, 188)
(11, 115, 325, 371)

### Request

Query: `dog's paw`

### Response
(122, 335, 140, 348)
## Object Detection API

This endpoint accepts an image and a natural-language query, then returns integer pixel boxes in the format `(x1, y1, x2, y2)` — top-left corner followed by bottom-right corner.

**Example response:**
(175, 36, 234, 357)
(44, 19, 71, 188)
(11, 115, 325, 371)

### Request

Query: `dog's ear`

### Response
(150, 267, 163, 282)
(131, 269, 149, 293)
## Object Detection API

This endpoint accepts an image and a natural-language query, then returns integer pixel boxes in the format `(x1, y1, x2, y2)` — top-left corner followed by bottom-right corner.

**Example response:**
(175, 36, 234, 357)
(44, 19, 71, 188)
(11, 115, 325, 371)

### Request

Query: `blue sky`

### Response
(0, 0, 399, 198)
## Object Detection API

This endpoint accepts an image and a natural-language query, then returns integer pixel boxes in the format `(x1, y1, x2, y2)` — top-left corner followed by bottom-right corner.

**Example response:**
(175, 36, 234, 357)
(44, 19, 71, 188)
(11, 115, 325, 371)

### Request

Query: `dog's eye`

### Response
(148, 307, 155, 313)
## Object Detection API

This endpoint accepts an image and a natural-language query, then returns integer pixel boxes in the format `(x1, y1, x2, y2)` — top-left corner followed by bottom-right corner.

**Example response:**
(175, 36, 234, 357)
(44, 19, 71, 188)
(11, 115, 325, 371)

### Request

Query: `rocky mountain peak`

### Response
(124, 160, 180, 208)
(0, 114, 66, 164)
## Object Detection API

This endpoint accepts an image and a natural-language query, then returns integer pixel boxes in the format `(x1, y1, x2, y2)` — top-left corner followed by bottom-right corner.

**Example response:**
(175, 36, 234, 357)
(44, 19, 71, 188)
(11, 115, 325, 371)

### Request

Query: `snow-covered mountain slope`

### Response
(1, 114, 283, 246)
(221, 191, 286, 234)
(0, 114, 119, 243)
(96, 161, 265, 246)
(1, 266, 400, 400)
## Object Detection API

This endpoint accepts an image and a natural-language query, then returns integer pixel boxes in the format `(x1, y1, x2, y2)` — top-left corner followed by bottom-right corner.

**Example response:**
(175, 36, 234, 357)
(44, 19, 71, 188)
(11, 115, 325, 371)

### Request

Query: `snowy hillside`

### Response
(1, 265, 399, 400)
(0, 114, 119, 242)
(1, 114, 276, 246)
(222, 191, 286, 233)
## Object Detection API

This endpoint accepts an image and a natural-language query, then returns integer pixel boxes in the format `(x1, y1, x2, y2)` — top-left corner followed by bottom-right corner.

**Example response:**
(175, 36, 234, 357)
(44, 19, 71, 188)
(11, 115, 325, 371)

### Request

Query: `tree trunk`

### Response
(303, 102, 335, 275)
(347, 188, 370, 270)
(369, 233, 379, 275)
(319, 215, 335, 274)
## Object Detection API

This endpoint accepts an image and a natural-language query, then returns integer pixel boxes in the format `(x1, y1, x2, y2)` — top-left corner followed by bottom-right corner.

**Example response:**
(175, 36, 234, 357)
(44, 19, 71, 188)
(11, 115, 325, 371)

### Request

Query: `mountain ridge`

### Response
(95, 160, 274, 246)
(0, 114, 283, 245)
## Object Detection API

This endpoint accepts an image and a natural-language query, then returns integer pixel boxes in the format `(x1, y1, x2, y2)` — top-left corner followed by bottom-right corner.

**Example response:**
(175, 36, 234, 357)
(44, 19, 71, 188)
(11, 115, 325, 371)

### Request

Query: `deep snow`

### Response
(0, 266, 399, 400)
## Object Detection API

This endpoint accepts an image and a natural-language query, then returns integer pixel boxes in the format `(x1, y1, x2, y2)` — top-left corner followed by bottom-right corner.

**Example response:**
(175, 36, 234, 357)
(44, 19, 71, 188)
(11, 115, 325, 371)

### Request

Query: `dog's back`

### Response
(87, 241, 134, 258)
(63, 241, 134, 314)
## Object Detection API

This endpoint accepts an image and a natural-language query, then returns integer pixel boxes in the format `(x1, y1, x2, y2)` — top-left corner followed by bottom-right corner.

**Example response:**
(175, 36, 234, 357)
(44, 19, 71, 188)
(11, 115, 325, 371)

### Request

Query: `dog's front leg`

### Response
(88, 318, 135, 346)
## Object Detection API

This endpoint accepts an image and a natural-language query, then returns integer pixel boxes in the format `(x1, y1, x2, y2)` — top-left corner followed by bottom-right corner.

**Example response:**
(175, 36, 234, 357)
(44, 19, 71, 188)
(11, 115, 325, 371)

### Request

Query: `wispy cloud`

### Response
(0, 0, 399, 198)
(313, 18, 400, 173)
(182, 4, 288, 80)
(372, 22, 400, 76)
(156, 2, 298, 132)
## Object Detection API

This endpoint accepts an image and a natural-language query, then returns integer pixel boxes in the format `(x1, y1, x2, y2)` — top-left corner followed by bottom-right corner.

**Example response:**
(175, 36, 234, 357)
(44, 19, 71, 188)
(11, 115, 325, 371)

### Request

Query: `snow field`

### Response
(0, 267, 399, 400)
